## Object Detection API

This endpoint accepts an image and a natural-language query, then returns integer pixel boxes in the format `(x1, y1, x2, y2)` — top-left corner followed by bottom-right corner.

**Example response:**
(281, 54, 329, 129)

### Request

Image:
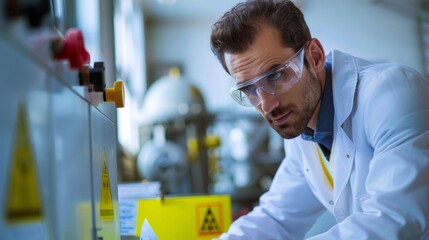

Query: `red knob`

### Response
(53, 29, 90, 69)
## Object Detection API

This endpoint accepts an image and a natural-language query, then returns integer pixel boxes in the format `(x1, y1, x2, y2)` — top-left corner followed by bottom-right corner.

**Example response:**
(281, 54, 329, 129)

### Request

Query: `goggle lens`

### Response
(229, 42, 307, 107)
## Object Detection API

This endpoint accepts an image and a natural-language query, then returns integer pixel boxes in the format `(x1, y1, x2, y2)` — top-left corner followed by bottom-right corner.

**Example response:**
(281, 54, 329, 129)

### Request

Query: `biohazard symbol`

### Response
(197, 204, 223, 236)
(99, 149, 114, 221)
(5, 104, 43, 223)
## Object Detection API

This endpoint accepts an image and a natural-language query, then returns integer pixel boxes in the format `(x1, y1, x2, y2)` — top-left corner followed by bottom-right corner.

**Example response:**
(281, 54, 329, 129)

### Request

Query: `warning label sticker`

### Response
(196, 203, 223, 236)
(5, 104, 43, 223)
(100, 149, 114, 221)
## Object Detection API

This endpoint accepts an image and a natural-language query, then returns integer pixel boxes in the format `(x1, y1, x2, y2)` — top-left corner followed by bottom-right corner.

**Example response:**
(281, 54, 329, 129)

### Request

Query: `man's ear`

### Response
(307, 38, 325, 72)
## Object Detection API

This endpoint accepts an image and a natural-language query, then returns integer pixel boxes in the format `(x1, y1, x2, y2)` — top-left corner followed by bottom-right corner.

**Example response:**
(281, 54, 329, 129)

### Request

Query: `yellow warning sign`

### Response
(197, 203, 223, 236)
(100, 149, 114, 221)
(133, 195, 231, 239)
(5, 104, 43, 223)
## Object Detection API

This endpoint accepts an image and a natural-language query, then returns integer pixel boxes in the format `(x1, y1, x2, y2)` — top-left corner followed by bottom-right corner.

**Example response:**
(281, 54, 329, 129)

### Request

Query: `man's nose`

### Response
(257, 88, 279, 113)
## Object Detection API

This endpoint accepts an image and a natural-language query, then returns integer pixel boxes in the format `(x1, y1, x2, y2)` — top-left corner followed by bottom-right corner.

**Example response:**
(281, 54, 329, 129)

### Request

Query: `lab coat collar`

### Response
(327, 50, 358, 128)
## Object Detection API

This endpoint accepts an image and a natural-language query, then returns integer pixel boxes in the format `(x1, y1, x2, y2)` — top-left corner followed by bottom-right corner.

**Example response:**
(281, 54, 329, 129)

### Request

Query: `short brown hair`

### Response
(210, 0, 311, 73)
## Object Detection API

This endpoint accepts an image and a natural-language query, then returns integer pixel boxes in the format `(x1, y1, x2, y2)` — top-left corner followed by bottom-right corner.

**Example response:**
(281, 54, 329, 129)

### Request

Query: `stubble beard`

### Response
(270, 70, 322, 139)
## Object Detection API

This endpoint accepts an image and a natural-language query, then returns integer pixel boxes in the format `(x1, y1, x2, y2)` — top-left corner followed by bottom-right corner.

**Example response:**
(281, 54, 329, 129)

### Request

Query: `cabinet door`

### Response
(51, 77, 93, 240)
(0, 35, 52, 240)
(90, 106, 120, 240)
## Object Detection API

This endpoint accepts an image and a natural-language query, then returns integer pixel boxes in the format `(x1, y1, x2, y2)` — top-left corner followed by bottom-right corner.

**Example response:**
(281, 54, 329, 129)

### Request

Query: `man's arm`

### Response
(218, 140, 325, 240)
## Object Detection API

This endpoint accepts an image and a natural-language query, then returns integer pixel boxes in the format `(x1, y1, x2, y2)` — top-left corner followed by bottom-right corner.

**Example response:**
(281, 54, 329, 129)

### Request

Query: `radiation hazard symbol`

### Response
(99, 149, 114, 221)
(196, 203, 223, 236)
(5, 104, 43, 224)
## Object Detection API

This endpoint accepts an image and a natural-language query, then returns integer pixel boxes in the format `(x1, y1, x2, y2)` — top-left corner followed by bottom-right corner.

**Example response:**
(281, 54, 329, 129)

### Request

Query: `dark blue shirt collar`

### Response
(301, 62, 334, 150)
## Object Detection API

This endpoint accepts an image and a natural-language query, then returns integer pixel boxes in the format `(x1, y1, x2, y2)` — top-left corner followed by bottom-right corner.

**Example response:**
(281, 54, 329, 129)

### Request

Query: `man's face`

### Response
(225, 26, 323, 139)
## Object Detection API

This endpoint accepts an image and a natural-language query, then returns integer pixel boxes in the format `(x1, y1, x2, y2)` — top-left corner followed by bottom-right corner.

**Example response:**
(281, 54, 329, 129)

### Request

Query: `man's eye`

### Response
(267, 71, 282, 83)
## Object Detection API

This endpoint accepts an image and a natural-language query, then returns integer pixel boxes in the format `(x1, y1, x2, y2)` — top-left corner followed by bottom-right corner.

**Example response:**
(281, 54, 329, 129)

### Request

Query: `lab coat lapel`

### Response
(329, 50, 359, 126)
(328, 50, 359, 217)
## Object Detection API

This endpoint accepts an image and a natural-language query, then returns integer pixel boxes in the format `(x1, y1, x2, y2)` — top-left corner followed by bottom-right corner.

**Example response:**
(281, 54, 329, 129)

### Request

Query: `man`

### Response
(210, 0, 429, 239)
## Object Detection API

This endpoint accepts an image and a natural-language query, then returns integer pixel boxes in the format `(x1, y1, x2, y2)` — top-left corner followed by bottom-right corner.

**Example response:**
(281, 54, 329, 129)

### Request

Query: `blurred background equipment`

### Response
(137, 140, 190, 193)
(137, 67, 215, 194)
(208, 112, 284, 218)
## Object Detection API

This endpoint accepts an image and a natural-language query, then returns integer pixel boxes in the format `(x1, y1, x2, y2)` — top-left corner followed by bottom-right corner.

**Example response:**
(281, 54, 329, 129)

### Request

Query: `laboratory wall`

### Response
(302, 0, 422, 74)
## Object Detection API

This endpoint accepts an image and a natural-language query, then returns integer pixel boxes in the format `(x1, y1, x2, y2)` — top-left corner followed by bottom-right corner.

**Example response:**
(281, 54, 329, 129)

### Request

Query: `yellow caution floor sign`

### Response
(100, 149, 114, 221)
(133, 195, 231, 240)
(5, 104, 43, 223)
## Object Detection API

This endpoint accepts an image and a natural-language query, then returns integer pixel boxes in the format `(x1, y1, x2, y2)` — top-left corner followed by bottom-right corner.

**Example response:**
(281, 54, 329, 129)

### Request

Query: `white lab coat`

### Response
(219, 50, 429, 239)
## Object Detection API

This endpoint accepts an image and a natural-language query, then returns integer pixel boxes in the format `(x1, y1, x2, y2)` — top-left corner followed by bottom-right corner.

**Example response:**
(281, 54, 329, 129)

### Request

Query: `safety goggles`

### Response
(229, 42, 308, 107)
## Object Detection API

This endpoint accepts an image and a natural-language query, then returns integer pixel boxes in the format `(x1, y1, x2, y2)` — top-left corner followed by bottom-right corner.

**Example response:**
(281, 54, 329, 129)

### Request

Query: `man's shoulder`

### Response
(358, 62, 428, 91)
(328, 49, 425, 81)
(361, 62, 421, 75)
